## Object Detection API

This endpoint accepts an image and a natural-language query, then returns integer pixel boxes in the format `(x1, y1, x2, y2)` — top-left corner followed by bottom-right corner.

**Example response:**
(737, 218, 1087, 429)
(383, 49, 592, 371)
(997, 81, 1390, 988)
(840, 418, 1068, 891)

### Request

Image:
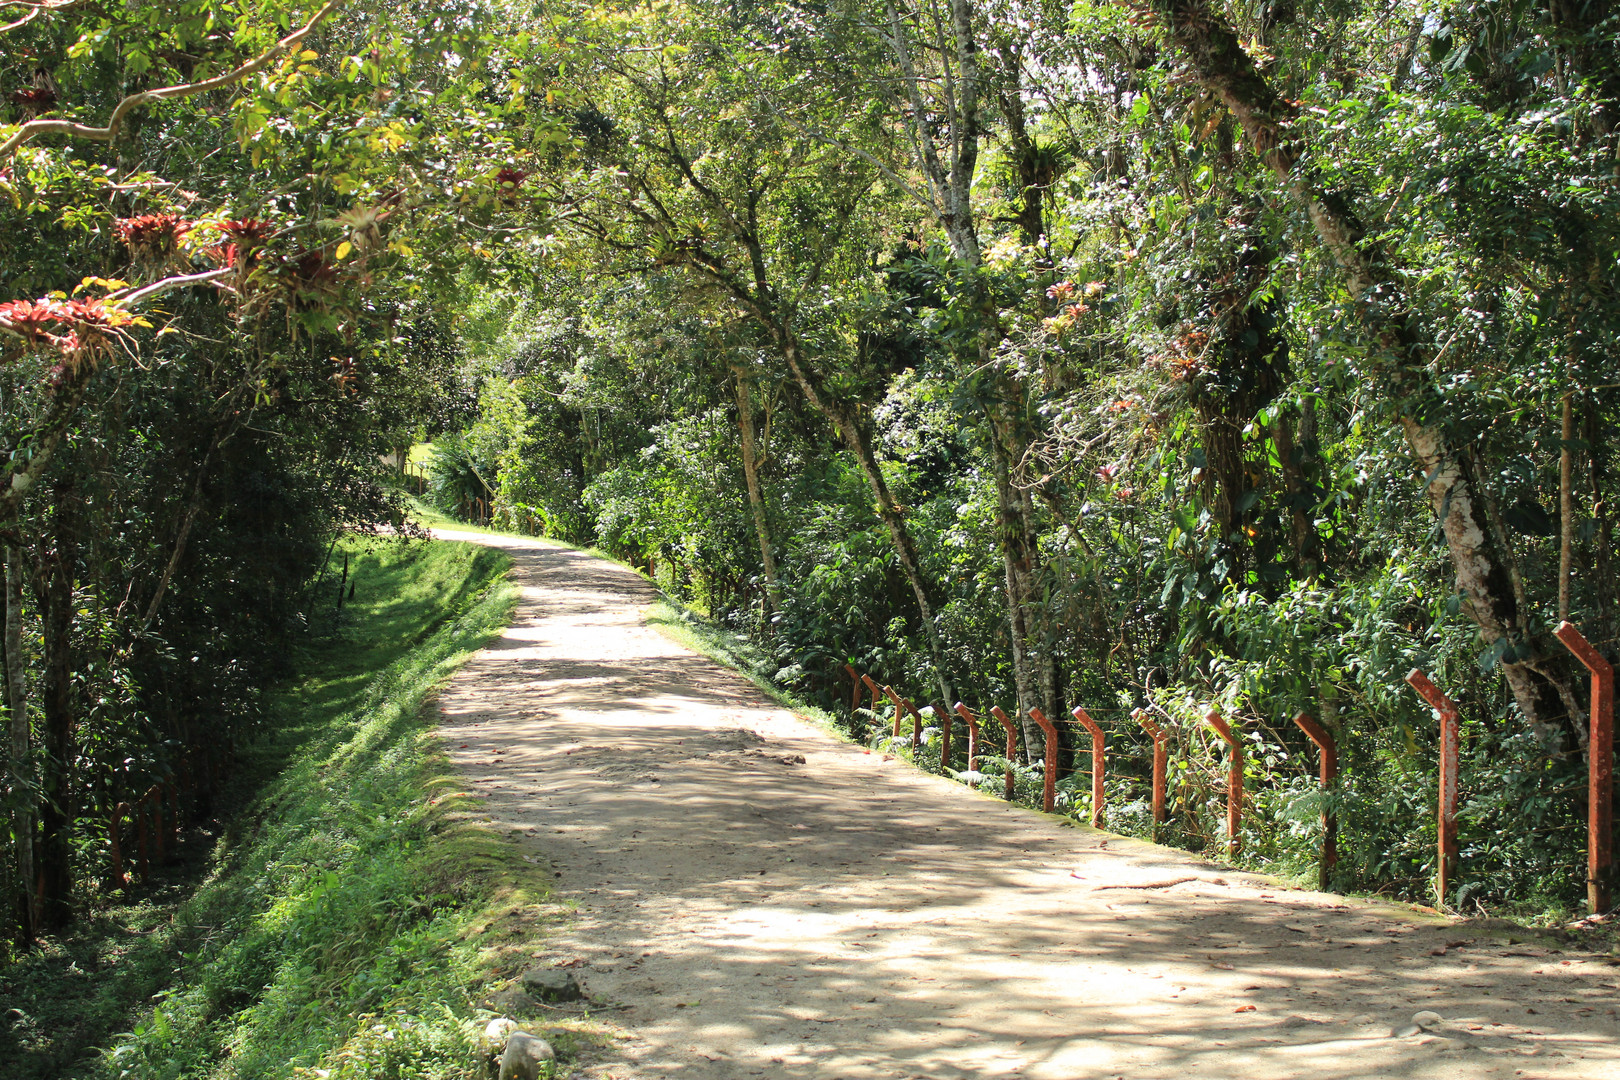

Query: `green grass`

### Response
(0, 535, 580, 1080)
(406, 497, 516, 538)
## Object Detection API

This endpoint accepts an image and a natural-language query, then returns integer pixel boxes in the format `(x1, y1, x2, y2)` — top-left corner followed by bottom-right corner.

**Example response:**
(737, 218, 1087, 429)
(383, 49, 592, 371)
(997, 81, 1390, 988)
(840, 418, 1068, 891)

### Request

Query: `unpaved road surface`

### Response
(434, 531, 1619, 1079)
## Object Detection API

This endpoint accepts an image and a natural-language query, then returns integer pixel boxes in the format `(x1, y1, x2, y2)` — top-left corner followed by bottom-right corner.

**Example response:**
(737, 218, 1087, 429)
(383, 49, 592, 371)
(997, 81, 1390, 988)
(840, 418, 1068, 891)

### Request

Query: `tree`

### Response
(537, 1, 959, 704)
(1150, 0, 1605, 736)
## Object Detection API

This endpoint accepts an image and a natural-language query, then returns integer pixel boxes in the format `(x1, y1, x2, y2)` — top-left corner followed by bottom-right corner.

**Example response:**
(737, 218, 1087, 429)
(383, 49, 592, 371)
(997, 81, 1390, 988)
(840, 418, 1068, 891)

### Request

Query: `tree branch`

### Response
(740, 67, 935, 214)
(109, 266, 234, 306)
(0, 371, 92, 522)
(0, 0, 345, 160)
(1, 0, 80, 35)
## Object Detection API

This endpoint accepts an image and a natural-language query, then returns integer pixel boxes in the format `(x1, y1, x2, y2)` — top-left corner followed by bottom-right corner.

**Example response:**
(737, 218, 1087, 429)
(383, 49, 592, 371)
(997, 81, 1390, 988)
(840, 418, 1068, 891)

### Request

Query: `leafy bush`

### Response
(88, 539, 530, 1080)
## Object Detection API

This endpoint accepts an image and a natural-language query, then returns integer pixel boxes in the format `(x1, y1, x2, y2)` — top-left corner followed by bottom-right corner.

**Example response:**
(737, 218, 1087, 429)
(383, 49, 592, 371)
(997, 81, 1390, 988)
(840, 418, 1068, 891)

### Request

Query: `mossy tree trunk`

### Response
(1154, 0, 1579, 733)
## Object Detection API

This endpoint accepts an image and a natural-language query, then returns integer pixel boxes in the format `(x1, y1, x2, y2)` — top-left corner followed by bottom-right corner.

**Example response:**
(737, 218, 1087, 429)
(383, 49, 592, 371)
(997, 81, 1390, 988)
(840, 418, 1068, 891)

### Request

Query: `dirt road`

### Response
(433, 531, 1619, 1079)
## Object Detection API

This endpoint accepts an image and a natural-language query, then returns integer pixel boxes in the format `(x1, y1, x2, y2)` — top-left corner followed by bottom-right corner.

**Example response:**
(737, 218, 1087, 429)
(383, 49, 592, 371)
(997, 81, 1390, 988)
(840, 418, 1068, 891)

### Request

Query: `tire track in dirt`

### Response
(434, 530, 1619, 1079)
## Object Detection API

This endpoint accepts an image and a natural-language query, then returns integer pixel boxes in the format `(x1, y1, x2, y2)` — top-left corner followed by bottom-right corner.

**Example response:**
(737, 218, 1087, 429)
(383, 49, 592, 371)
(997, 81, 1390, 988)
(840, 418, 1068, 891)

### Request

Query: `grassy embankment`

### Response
(1, 536, 586, 1079)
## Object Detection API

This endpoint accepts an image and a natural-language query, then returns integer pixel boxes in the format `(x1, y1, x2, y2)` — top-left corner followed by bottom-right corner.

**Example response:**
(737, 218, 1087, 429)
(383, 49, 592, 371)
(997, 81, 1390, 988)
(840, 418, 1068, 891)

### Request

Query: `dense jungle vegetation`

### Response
(1, 0, 1617, 977)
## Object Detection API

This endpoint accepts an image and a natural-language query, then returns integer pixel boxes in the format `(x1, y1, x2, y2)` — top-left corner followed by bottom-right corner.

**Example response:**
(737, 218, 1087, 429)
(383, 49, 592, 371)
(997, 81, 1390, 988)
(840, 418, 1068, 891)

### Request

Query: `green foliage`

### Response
(88, 537, 522, 1079)
(0, 536, 525, 1077)
(414, 0, 1620, 916)
(7, 0, 1610, 949)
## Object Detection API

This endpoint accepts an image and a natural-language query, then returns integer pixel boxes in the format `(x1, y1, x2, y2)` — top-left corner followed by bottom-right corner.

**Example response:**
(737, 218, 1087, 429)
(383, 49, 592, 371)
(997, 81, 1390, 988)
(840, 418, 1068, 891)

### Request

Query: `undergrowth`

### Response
(644, 597, 1617, 937)
(98, 537, 527, 1079)
(0, 535, 573, 1080)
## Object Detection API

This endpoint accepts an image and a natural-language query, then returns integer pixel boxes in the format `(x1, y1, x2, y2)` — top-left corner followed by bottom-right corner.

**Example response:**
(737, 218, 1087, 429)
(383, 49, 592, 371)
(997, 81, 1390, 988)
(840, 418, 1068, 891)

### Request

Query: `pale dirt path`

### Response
(432, 530, 1619, 1080)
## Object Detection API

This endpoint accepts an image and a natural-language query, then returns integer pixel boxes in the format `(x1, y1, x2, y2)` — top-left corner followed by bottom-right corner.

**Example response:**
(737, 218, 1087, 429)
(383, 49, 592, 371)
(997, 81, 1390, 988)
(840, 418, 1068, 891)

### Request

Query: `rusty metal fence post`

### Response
(1555, 621, 1615, 914)
(844, 664, 862, 716)
(1070, 707, 1106, 827)
(990, 706, 1019, 801)
(1029, 708, 1059, 813)
(1204, 710, 1243, 859)
(1405, 669, 1460, 908)
(1135, 709, 1169, 836)
(936, 703, 952, 773)
(1291, 712, 1339, 890)
(881, 685, 904, 739)
(882, 686, 923, 752)
(860, 673, 883, 722)
(904, 696, 923, 756)
(954, 703, 980, 774)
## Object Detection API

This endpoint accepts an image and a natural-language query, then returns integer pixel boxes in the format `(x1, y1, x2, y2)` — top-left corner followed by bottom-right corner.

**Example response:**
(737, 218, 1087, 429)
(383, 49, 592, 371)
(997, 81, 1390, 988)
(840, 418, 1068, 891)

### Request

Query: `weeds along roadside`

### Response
(5, 536, 584, 1080)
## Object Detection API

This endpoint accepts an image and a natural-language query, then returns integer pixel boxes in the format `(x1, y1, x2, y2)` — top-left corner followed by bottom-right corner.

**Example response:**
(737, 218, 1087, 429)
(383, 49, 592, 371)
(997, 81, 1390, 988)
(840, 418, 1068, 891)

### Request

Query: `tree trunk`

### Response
(0, 369, 94, 524)
(37, 480, 76, 928)
(999, 55, 1047, 249)
(732, 367, 784, 620)
(1156, 0, 1577, 731)
(986, 405, 1054, 752)
(1272, 398, 1321, 579)
(887, 0, 1053, 745)
(4, 540, 35, 946)
(769, 328, 955, 708)
(1559, 391, 1575, 622)
(1586, 402, 1614, 640)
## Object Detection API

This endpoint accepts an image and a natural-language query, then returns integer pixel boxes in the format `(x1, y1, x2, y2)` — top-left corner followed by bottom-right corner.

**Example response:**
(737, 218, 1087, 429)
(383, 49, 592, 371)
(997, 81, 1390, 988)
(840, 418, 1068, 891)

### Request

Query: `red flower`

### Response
(216, 219, 276, 245)
(114, 213, 193, 247)
(1, 293, 137, 369)
(0, 298, 66, 341)
(293, 249, 335, 284)
(58, 297, 130, 327)
(9, 87, 56, 109)
(115, 214, 193, 264)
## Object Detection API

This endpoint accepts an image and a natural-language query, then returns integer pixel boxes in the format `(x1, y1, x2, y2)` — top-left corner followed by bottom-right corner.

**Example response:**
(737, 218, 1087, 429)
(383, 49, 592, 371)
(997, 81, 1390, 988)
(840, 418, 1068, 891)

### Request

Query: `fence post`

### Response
(1070, 707, 1106, 827)
(844, 664, 861, 716)
(881, 685, 906, 740)
(860, 674, 884, 725)
(936, 703, 953, 773)
(1028, 708, 1059, 812)
(1405, 670, 1460, 908)
(1554, 621, 1615, 915)
(1291, 712, 1339, 890)
(990, 707, 1019, 801)
(887, 693, 926, 751)
(1204, 710, 1243, 859)
(1134, 709, 1169, 835)
(953, 702, 980, 774)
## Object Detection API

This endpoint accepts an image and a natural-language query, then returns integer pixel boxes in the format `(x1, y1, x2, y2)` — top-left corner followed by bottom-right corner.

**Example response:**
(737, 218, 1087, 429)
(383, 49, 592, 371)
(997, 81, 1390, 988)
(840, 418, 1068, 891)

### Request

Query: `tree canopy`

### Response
(3, 0, 1618, 946)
